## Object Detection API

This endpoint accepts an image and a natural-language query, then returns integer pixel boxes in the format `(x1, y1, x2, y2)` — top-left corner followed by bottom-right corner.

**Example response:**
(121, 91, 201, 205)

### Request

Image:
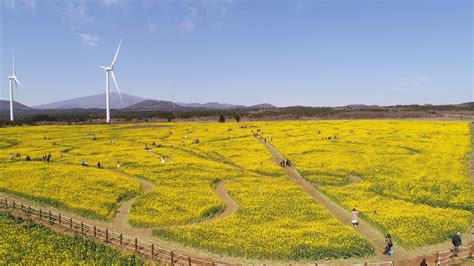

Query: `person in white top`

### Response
(352, 208, 359, 227)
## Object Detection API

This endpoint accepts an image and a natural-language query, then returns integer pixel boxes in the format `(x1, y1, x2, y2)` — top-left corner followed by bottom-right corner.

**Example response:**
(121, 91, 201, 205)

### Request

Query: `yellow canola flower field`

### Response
(257, 120, 473, 247)
(0, 120, 472, 261)
(0, 161, 140, 220)
(0, 212, 143, 265)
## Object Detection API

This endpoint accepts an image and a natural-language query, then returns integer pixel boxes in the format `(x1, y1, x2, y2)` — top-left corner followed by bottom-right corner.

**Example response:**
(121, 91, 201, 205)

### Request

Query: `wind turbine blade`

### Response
(98, 66, 107, 69)
(111, 38, 122, 68)
(14, 80, 19, 95)
(110, 71, 123, 104)
(13, 76, 22, 86)
(12, 49, 16, 76)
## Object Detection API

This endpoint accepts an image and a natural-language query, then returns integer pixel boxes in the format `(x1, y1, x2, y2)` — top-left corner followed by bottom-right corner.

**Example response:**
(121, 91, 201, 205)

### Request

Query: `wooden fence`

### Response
(0, 197, 224, 266)
(0, 196, 472, 266)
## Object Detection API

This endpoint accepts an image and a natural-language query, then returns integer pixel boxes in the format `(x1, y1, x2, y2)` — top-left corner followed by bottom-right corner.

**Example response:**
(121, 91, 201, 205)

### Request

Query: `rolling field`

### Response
(0, 212, 143, 264)
(0, 120, 472, 262)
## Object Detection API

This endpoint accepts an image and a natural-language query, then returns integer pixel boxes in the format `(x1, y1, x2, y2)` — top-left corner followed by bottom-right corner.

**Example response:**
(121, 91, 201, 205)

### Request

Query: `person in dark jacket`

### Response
(383, 234, 394, 255)
(452, 232, 462, 255)
(420, 258, 427, 266)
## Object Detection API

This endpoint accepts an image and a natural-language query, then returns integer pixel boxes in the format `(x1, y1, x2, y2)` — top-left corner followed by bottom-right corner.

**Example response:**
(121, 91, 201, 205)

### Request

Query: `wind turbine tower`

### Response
(7, 50, 22, 122)
(98, 38, 124, 123)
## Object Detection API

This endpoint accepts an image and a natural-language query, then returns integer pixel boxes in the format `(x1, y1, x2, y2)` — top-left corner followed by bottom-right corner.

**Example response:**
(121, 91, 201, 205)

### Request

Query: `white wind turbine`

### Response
(98, 38, 124, 123)
(7, 50, 22, 121)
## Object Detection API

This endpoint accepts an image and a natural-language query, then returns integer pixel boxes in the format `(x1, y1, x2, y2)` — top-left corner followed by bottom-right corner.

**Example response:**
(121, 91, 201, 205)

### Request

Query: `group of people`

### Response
(80, 159, 122, 168)
(279, 158, 292, 167)
(42, 153, 52, 163)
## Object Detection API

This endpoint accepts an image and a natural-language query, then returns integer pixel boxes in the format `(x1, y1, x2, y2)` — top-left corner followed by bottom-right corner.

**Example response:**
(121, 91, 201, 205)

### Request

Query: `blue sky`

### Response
(1, 0, 472, 107)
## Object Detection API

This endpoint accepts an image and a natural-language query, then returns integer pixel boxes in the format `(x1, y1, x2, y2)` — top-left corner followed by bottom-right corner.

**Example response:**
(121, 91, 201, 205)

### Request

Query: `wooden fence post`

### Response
(13, 201, 15, 210)
(188, 256, 191, 266)
(93, 225, 96, 237)
(4, 198, 7, 209)
(151, 244, 154, 258)
(81, 222, 84, 234)
(470, 244, 473, 257)
(48, 210, 52, 222)
(21, 203, 24, 212)
(134, 238, 138, 251)
(171, 251, 174, 266)
(28, 206, 31, 216)
(58, 213, 61, 225)
(119, 234, 123, 245)
(105, 229, 109, 242)
(69, 218, 72, 229)
(39, 209, 42, 219)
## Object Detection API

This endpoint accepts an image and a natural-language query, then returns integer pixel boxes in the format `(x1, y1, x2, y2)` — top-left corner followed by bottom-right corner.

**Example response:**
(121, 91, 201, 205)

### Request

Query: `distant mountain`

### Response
(33, 93, 146, 109)
(248, 103, 275, 109)
(0, 100, 33, 113)
(177, 102, 246, 109)
(125, 100, 180, 110)
(344, 104, 380, 109)
(176, 102, 275, 109)
(458, 102, 474, 107)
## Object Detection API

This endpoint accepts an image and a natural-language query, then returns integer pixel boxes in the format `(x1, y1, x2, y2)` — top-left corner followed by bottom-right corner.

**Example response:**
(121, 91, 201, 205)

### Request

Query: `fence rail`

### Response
(0, 196, 472, 266)
(0, 197, 224, 266)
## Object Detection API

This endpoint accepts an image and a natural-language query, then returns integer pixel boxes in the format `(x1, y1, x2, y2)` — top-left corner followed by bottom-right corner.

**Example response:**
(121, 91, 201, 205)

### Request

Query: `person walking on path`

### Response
(420, 258, 428, 266)
(451, 232, 462, 255)
(351, 208, 359, 227)
(383, 234, 394, 255)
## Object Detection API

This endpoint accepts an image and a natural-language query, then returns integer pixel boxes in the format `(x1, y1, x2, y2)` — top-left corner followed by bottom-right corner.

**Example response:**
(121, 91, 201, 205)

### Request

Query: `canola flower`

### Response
(258, 120, 474, 247)
(0, 212, 143, 265)
(0, 120, 472, 260)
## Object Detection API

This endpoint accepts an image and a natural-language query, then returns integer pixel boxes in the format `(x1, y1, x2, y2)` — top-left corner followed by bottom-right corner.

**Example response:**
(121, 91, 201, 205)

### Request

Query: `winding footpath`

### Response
(254, 135, 409, 260)
(202, 180, 238, 224)
(110, 170, 156, 236)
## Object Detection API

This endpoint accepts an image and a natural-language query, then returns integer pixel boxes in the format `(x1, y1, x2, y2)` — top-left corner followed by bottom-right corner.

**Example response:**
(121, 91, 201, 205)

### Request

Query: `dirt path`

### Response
(254, 135, 408, 259)
(146, 149, 170, 162)
(201, 180, 238, 224)
(110, 170, 156, 230)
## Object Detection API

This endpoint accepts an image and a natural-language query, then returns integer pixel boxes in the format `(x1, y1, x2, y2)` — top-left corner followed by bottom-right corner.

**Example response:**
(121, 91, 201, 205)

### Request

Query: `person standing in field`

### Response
(420, 258, 428, 266)
(81, 159, 85, 167)
(452, 232, 462, 255)
(116, 161, 121, 168)
(383, 234, 394, 255)
(351, 208, 359, 227)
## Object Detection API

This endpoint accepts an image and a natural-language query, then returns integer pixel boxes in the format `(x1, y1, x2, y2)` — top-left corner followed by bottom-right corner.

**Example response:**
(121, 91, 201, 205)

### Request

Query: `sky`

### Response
(0, 0, 472, 107)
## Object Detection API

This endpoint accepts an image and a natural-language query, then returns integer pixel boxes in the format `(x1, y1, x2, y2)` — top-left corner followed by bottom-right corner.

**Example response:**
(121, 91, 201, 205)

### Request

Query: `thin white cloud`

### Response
(392, 75, 433, 92)
(178, 6, 199, 31)
(146, 18, 158, 32)
(2, 0, 37, 12)
(61, 1, 94, 25)
(100, 0, 122, 7)
(75, 33, 100, 47)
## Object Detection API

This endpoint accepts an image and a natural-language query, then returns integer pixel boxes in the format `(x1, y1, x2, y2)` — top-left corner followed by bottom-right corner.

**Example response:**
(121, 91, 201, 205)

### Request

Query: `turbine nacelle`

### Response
(98, 66, 113, 72)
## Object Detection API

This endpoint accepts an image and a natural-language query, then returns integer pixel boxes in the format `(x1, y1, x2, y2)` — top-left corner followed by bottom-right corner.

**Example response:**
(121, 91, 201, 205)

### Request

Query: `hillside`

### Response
(0, 100, 33, 114)
(124, 100, 180, 110)
(33, 93, 146, 109)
